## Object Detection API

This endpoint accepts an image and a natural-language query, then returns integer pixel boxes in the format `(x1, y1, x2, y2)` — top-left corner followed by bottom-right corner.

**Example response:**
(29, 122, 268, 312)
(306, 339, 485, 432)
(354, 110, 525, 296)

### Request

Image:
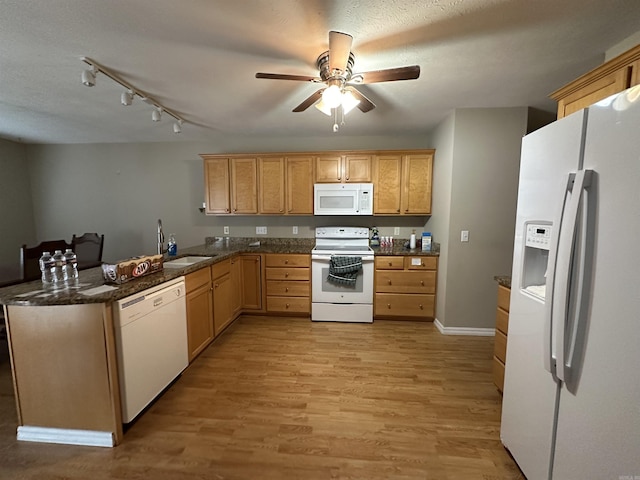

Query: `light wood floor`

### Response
(0, 316, 524, 479)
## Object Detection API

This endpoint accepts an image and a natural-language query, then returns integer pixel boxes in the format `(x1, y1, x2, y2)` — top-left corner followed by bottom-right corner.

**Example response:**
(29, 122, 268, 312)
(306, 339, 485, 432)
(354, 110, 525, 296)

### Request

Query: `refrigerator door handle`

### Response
(553, 169, 593, 383)
(544, 173, 574, 379)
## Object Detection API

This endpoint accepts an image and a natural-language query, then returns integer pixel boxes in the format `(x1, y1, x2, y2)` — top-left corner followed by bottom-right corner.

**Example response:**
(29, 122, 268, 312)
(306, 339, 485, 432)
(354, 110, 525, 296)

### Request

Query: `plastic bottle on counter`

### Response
(63, 248, 78, 280)
(51, 250, 66, 283)
(167, 234, 177, 256)
(39, 251, 54, 284)
(410, 230, 417, 249)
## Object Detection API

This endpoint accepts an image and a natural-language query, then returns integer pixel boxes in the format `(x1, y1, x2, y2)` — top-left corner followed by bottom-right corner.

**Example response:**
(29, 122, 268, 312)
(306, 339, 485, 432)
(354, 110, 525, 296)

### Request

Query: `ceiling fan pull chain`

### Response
(333, 108, 339, 132)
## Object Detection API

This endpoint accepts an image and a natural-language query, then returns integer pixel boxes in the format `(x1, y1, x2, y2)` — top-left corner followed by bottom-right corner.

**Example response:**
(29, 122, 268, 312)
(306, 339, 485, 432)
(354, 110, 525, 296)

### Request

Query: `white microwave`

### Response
(314, 183, 373, 215)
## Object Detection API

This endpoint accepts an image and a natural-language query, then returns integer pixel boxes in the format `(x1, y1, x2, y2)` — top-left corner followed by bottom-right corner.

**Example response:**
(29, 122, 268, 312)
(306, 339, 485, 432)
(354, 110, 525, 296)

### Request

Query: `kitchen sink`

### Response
(163, 256, 214, 268)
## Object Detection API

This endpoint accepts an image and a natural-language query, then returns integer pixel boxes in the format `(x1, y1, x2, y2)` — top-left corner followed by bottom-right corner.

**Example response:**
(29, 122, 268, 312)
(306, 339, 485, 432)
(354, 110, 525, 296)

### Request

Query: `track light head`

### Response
(121, 90, 134, 106)
(81, 67, 97, 87)
(152, 108, 162, 122)
(173, 120, 182, 134)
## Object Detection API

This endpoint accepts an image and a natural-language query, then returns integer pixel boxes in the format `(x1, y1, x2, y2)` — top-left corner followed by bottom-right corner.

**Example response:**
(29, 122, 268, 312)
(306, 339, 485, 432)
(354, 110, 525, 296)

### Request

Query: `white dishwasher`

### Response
(114, 276, 188, 423)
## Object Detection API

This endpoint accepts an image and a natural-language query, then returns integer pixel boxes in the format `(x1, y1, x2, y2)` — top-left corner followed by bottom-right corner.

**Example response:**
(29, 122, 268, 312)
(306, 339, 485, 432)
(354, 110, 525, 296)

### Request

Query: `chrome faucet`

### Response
(157, 219, 166, 255)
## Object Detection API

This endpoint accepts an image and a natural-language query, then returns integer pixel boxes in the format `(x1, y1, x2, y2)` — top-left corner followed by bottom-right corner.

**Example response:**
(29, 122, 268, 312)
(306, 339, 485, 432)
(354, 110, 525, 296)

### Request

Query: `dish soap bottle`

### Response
(168, 234, 177, 256)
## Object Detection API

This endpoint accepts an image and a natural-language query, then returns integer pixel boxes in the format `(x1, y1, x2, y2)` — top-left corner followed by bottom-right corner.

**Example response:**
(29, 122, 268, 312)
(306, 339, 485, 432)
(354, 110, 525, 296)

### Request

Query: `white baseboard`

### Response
(434, 318, 495, 336)
(17, 426, 115, 447)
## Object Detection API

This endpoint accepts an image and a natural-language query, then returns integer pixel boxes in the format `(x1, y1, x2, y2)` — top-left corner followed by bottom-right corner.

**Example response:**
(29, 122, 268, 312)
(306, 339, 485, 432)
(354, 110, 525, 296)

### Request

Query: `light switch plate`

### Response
(394, 227, 400, 235)
(293, 226, 298, 234)
(223, 226, 229, 235)
(256, 226, 267, 235)
(461, 230, 469, 242)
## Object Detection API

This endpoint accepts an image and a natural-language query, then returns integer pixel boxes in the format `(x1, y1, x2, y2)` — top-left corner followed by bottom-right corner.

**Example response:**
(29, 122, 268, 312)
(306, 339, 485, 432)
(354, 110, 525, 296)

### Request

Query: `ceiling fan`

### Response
(255, 31, 420, 121)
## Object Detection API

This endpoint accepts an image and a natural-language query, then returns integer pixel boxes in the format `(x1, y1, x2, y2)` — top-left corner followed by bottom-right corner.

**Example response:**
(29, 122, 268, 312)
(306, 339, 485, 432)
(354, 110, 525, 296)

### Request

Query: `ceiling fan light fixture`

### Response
(341, 90, 360, 115)
(152, 107, 162, 122)
(314, 99, 333, 116)
(322, 83, 342, 108)
(173, 120, 183, 134)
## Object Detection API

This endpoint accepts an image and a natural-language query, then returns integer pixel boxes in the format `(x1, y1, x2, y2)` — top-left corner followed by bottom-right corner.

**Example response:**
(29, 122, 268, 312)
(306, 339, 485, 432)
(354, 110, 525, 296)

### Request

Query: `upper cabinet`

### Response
(550, 43, 640, 119)
(203, 156, 258, 214)
(257, 155, 314, 215)
(202, 149, 433, 216)
(315, 154, 372, 183)
(373, 151, 433, 215)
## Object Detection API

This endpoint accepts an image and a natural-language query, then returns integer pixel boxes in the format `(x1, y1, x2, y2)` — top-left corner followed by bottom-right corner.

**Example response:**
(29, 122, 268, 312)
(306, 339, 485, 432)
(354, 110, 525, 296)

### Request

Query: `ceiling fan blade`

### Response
(256, 72, 320, 82)
(350, 65, 421, 84)
(292, 89, 324, 112)
(329, 31, 353, 72)
(349, 88, 376, 113)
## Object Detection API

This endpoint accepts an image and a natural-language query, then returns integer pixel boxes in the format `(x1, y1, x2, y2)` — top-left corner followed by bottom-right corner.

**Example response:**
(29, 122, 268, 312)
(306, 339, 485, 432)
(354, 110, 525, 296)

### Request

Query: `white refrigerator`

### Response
(501, 85, 640, 480)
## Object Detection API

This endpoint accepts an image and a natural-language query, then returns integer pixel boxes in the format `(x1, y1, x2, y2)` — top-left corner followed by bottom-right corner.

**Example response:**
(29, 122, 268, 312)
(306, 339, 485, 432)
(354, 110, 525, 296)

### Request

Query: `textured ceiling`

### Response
(1, 0, 640, 144)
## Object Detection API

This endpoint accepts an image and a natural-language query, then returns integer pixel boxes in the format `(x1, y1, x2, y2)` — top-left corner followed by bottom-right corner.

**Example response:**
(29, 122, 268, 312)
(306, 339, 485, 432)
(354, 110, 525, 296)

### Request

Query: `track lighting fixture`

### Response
(81, 67, 97, 87)
(121, 90, 134, 106)
(80, 57, 186, 134)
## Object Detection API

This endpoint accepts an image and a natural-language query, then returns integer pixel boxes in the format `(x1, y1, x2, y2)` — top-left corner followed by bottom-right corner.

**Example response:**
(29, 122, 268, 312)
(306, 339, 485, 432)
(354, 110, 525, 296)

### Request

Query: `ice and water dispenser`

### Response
(521, 222, 551, 301)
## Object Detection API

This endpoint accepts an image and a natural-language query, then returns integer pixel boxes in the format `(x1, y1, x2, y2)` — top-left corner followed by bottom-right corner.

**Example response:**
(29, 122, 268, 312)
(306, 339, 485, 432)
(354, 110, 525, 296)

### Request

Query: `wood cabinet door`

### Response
(213, 272, 233, 336)
(402, 153, 433, 214)
(557, 68, 630, 118)
(315, 155, 343, 182)
(230, 157, 258, 214)
(186, 283, 213, 361)
(204, 158, 230, 214)
(286, 156, 314, 214)
(240, 254, 262, 310)
(230, 256, 242, 316)
(373, 154, 402, 214)
(344, 154, 372, 182)
(258, 157, 286, 214)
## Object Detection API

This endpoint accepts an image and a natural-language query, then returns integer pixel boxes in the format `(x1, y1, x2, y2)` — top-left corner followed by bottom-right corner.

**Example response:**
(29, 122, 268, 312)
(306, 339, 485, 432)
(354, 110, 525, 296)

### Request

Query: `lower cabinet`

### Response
(212, 259, 234, 336)
(374, 256, 437, 319)
(240, 254, 263, 310)
(493, 284, 511, 392)
(185, 267, 214, 362)
(265, 254, 310, 315)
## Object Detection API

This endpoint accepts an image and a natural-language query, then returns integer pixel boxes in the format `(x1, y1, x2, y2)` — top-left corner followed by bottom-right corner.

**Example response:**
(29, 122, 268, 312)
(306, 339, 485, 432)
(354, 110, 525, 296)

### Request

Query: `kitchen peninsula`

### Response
(0, 237, 438, 447)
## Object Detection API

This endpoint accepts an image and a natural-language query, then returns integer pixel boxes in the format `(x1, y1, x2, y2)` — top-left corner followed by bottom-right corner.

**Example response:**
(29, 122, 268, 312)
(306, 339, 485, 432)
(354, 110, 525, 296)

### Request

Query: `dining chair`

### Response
(20, 240, 72, 282)
(72, 233, 104, 270)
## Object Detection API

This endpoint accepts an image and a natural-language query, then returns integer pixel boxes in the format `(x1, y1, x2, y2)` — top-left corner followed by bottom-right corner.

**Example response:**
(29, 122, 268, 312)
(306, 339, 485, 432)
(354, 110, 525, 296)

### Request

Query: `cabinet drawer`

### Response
(494, 329, 507, 363)
(266, 254, 310, 268)
(493, 356, 505, 393)
(497, 285, 511, 312)
(496, 307, 509, 335)
(375, 256, 404, 270)
(212, 259, 231, 279)
(375, 271, 436, 294)
(404, 256, 437, 270)
(375, 293, 435, 318)
(266, 267, 309, 281)
(267, 296, 310, 314)
(185, 266, 211, 291)
(266, 280, 309, 297)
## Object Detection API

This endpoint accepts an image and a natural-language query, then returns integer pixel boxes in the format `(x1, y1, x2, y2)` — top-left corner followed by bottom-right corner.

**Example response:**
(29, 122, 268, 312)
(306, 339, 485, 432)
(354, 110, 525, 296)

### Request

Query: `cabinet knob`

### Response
(419, 304, 423, 309)
(387, 279, 392, 285)
(285, 273, 289, 278)
(285, 287, 289, 292)
(225, 208, 230, 213)
(420, 280, 424, 286)
(387, 304, 391, 309)
(286, 303, 290, 308)
(396, 209, 400, 213)
(345, 175, 349, 181)
(388, 262, 392, 266)
(214, 283, 219, 288)
(279, 209, 283, 212)
(284, 260, 288, 264)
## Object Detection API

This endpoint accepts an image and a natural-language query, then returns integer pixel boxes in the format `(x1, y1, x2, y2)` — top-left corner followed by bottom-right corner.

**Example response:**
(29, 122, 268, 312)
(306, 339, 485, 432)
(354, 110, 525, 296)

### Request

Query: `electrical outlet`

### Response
(223, 226, 229, 235)
(256, 226, 267, 235)
(394, 227, 400, 235)
(461, 230, 469, 242)
(293, 226, 298, 235)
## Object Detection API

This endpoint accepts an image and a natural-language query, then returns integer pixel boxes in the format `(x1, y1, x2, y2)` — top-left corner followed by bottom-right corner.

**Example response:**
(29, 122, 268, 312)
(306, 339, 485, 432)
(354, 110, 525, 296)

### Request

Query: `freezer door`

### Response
(500, 109, 586, 480)
(551, 87, 640, 479)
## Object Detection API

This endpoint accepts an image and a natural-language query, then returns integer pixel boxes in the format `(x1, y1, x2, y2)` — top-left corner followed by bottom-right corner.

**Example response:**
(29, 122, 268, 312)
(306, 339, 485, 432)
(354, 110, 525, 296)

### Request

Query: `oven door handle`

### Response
(312, 254, 375, 262)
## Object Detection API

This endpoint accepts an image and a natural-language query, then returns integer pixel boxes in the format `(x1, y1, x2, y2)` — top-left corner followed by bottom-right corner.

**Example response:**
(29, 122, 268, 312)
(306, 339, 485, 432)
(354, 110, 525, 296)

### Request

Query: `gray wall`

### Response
(25, 134, 431, 263)
(438, 107, 529, 330)
(0, 139, 35, 281)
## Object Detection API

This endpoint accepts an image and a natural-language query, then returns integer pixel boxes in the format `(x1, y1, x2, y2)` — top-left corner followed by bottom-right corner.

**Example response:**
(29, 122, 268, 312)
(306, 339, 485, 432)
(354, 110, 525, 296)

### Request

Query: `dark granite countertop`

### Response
(0, 237, 439, 307)
(494, 275, 512, 289)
